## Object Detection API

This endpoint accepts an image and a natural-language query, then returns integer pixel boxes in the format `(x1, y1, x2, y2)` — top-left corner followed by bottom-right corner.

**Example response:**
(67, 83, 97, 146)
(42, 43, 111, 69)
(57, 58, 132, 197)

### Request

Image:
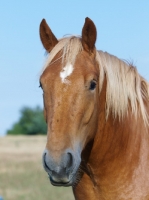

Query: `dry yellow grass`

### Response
(0, 136, 74, 200)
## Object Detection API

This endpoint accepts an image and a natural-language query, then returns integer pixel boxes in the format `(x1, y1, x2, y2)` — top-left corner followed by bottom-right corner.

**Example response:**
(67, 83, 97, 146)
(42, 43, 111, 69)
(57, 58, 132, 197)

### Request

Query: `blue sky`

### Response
(0, 1, 149, 135)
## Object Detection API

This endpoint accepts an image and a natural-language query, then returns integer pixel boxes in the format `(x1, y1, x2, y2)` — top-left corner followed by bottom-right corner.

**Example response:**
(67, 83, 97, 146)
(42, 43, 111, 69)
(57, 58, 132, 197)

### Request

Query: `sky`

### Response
(0, 1, 149, 136)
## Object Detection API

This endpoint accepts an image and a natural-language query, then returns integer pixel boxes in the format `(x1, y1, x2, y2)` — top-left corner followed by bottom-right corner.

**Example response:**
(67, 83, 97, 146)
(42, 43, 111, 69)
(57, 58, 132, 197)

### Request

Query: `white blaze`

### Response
(60, 63, 74, 83)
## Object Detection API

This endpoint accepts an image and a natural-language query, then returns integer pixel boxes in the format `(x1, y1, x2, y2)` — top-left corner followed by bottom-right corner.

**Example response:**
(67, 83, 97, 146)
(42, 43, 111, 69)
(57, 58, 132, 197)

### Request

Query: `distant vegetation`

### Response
(7, 106, 47, 135)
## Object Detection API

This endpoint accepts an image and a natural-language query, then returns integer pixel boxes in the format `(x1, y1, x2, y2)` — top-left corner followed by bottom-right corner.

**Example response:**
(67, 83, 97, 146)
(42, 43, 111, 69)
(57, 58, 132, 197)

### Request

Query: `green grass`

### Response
(0, 136, 74, 200)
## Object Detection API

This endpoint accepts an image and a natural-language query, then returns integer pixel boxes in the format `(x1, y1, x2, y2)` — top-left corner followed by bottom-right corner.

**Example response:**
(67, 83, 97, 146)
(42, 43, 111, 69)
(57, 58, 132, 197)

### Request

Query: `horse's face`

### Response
(39, 18, 98, 186)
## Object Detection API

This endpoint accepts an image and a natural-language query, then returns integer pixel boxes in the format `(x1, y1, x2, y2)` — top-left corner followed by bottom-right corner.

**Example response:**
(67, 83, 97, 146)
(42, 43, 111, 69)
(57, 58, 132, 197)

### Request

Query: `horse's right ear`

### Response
(39, 19, 58, 52)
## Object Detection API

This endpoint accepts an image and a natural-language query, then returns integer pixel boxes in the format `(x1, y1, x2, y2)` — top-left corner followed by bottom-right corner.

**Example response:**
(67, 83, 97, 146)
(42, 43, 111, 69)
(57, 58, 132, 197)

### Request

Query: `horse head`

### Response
(39, 18, 99, 186)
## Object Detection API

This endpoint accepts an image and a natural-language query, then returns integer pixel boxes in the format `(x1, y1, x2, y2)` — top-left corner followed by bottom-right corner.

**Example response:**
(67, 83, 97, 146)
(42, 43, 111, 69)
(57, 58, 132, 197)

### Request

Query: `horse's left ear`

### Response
(82, 17, 97, 53)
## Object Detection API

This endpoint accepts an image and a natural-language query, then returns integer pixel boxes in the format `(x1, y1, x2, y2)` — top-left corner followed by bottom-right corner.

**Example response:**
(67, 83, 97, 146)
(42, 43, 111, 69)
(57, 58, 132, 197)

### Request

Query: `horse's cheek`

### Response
(83, 101, 95, 125)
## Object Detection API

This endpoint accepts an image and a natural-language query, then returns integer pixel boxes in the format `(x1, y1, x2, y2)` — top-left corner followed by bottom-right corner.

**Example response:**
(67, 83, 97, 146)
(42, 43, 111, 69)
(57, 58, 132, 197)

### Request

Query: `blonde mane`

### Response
(42, 37, 149, 125)
(96, 51, 149, 125)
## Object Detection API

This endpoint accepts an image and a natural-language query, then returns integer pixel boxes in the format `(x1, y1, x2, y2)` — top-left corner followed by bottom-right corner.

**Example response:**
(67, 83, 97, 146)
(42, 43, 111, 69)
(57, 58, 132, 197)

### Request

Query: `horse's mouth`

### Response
(49, 176, 73, 187)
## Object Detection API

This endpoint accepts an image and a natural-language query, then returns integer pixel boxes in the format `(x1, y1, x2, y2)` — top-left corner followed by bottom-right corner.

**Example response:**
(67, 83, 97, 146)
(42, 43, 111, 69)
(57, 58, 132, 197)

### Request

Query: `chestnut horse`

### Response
(39, 17, 149, 199)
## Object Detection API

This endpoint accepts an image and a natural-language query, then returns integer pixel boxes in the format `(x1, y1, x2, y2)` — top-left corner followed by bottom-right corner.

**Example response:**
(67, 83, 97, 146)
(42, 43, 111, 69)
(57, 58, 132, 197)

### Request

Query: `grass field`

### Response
(0, 136, 74, 200)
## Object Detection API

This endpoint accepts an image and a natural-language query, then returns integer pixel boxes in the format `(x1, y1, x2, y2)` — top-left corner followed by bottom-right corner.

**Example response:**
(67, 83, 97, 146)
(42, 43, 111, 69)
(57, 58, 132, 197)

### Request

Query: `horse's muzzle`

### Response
(42, 149, 80, 186)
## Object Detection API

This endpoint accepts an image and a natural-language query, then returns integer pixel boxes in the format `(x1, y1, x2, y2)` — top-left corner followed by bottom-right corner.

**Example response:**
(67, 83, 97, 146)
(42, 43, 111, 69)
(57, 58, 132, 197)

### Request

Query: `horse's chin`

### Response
(49, 177, 73, 187)
(48, 173, 76, 187)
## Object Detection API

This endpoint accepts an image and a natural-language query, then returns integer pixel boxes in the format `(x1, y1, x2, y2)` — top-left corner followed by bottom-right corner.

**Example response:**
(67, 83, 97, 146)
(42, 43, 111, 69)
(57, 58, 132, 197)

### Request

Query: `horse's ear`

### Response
(82, 17, 97, 53)
(39, 19, 58, 52)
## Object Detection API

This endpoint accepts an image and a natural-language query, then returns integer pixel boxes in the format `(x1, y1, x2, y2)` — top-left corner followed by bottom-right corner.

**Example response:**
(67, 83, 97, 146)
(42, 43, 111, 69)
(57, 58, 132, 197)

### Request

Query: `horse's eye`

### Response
(89, 80, 97, 90)
(39, 82, 43, 89)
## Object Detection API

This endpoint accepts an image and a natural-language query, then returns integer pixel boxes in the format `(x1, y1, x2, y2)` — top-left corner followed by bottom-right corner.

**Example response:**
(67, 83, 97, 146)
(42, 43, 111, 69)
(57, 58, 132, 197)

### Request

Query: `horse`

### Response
(39, 17, 149, 199)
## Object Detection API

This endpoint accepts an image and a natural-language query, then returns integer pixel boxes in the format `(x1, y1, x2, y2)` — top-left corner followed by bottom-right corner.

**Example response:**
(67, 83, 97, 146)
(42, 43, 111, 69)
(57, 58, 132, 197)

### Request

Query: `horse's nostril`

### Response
(43, 152, 46, 163)
(67, 153, 73, 166)
(43, 152, 51, 172)
(65, 152, 74, 172)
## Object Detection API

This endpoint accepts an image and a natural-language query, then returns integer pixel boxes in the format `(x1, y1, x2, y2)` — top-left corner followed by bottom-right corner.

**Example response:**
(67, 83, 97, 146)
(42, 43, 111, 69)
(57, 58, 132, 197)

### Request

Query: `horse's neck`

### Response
(94, 111, 148, 166)
(85, 82, 149, 198)
(91, 78, 149, 168)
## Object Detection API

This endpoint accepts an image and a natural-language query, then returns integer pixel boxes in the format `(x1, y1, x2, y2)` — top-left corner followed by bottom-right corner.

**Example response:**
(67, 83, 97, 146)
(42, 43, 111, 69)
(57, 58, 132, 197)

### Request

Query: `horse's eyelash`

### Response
(39, 82, 42, 89)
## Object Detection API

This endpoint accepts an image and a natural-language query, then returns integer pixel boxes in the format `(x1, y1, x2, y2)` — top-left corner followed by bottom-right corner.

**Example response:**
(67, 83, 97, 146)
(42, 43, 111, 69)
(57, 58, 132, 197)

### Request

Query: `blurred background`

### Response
(0, 1, 149, 136)
(0, 1, 149, 199)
